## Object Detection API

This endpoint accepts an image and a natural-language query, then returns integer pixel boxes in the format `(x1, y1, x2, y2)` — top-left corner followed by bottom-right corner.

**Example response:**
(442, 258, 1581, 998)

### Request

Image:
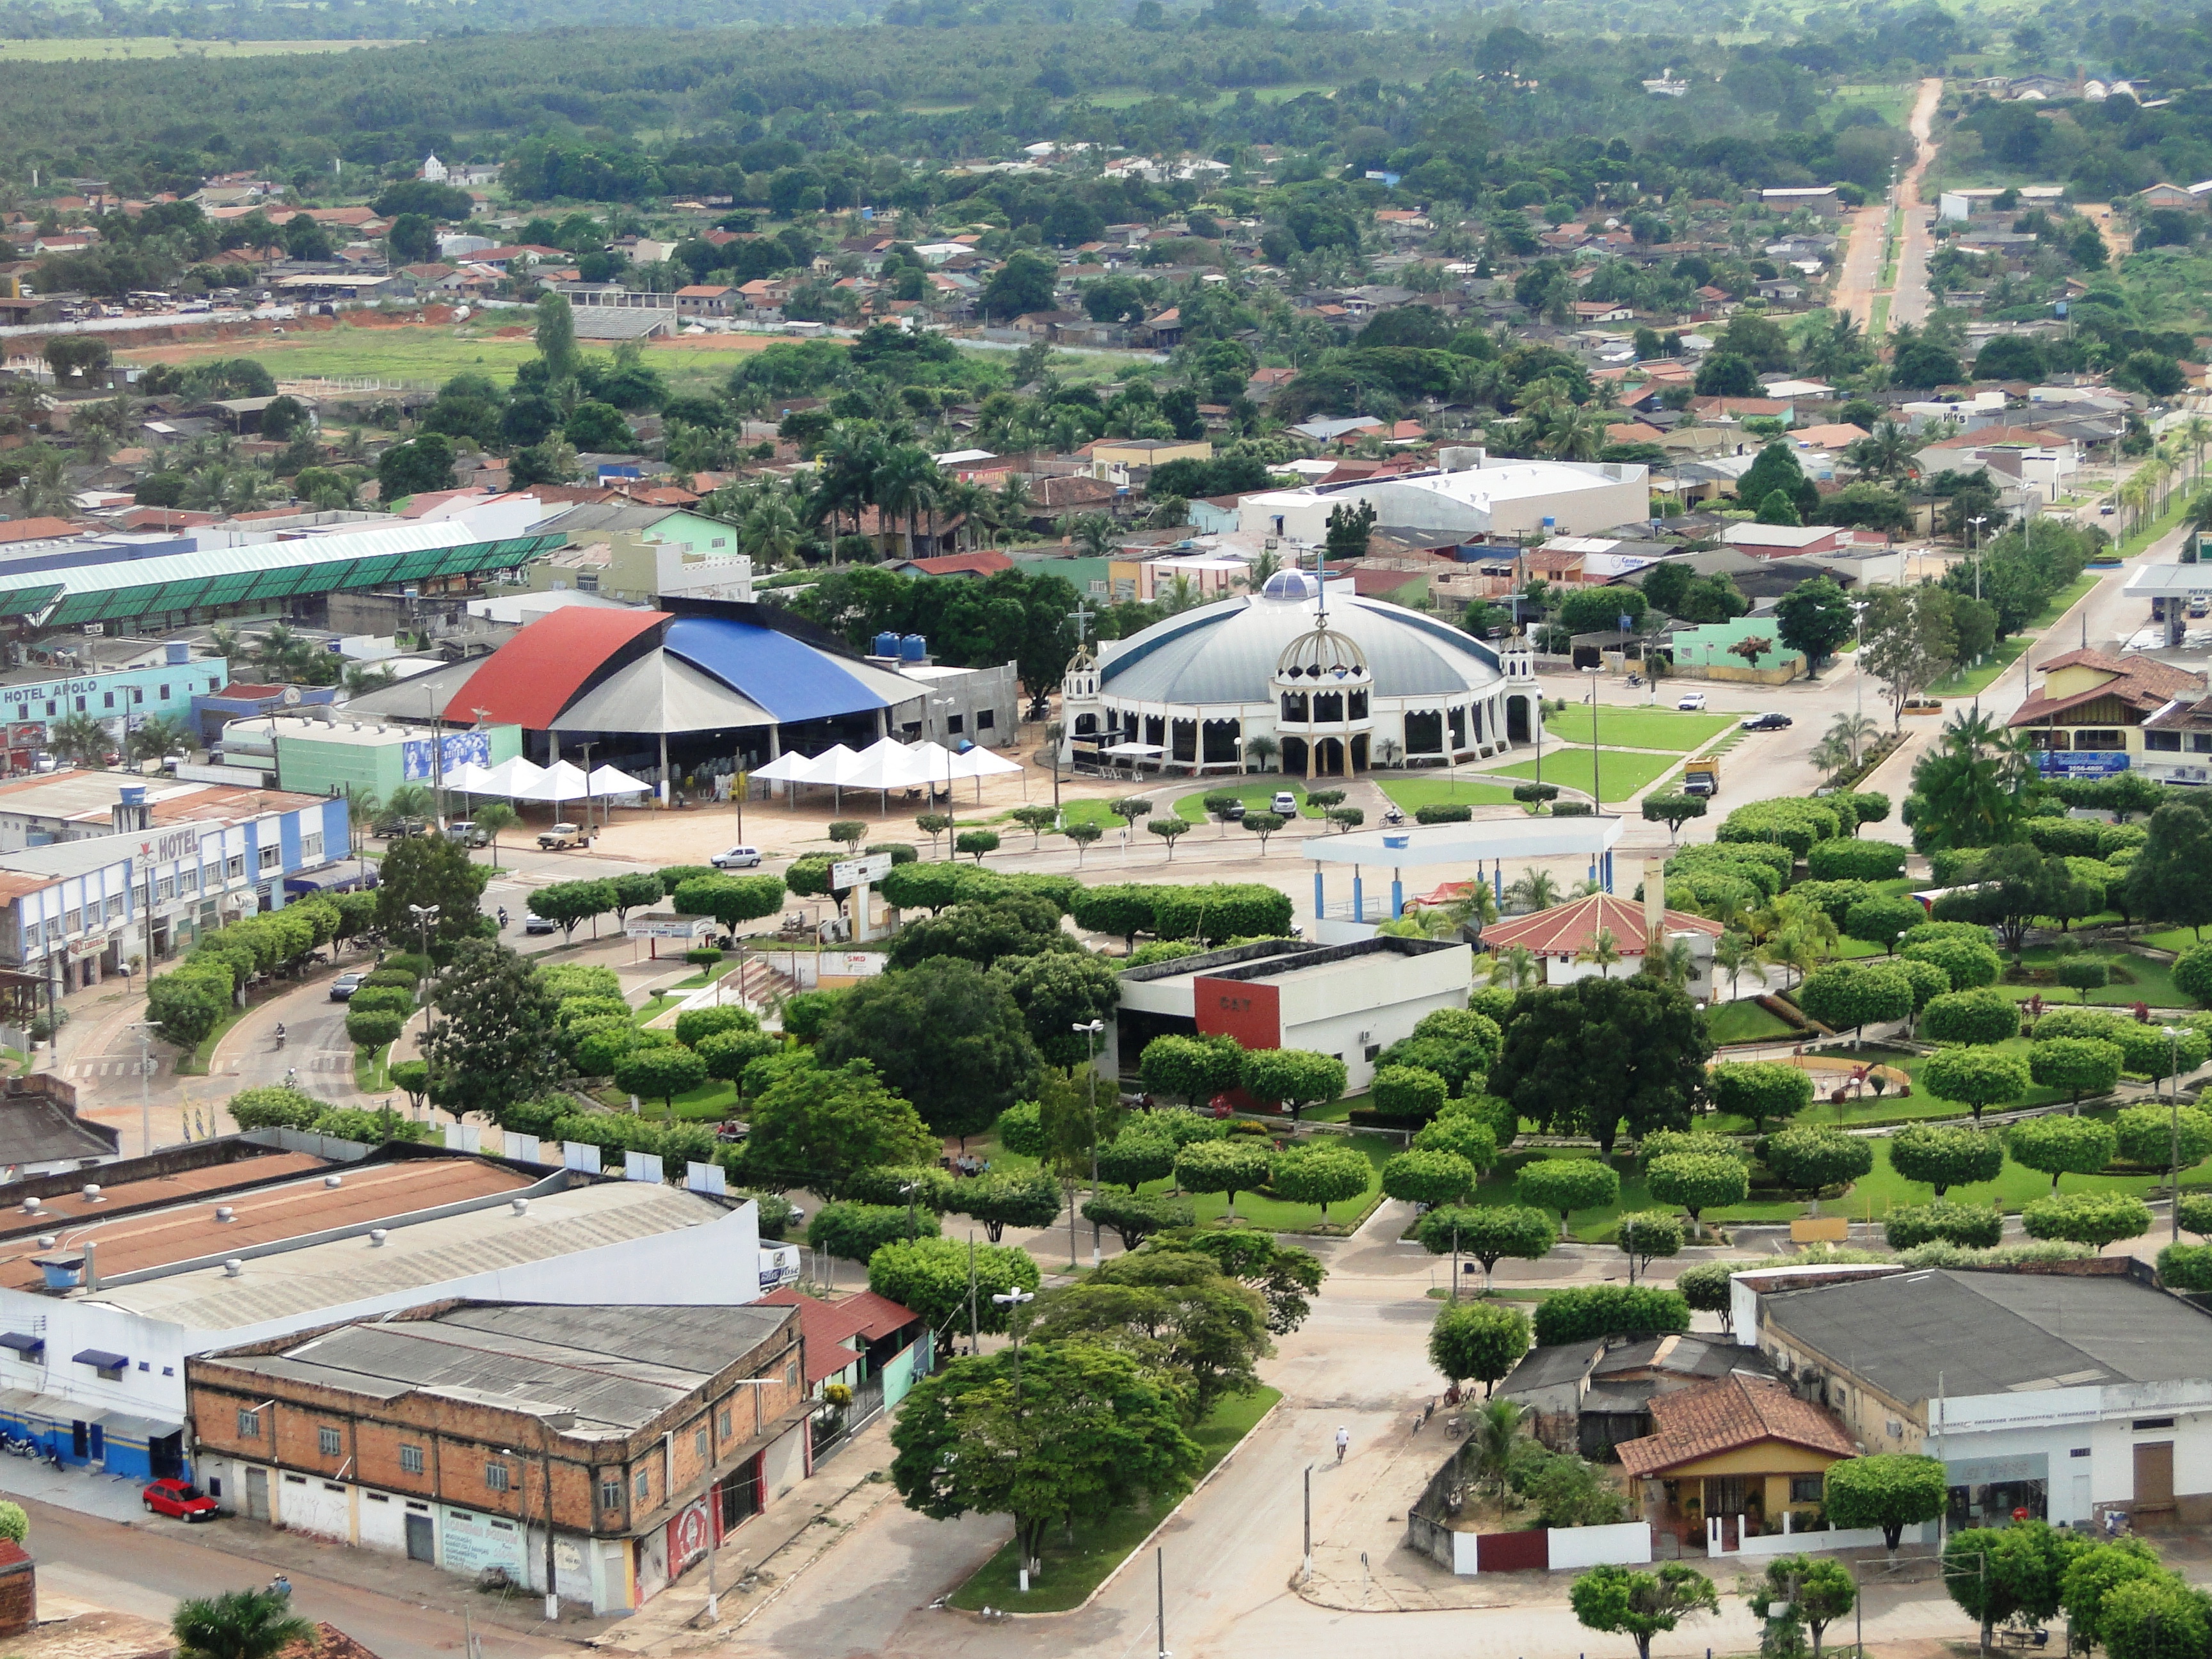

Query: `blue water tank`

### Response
(120, 785, 145, 807)
(164, 640, 189, 665)
(899, 634, 928, 661)
(872, 631, 901, 658)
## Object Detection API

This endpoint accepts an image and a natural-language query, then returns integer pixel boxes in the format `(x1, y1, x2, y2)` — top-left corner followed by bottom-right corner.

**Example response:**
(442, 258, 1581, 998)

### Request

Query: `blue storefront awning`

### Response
(71, 1348, 127, 1372)
(0, 1334, 43, 1359)
(285, 868, 377, 895)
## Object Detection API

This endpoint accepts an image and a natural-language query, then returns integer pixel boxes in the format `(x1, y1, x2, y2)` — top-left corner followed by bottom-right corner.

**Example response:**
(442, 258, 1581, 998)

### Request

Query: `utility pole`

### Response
(991, 1287, 1037, 1591)
(1077, 1018, 1105, 1266)
(577, 741, 597, 832)
(1156, 1546, 1168, 1659)
(1302, 1464, 1313, 1579)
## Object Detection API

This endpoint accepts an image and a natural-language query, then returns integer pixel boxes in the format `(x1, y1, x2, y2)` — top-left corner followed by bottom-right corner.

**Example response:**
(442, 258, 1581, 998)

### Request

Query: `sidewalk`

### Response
(588, 1420, 898, 1655)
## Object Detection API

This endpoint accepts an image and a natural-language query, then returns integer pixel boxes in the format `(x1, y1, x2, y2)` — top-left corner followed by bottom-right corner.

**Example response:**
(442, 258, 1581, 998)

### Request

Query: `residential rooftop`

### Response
(1758, 1267, 2212, 1402)
(203, 1301, 796, 1439)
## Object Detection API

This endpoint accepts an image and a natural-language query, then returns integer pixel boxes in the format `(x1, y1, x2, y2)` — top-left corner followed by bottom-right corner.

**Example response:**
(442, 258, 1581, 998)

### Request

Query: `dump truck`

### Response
(1682, 755, 1720, 797)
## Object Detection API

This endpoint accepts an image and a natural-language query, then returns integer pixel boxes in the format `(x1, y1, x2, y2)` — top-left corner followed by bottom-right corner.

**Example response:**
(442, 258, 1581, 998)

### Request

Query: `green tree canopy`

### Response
(1825, 1453, 1948, 1551)
(1429, 1301, 1531, 1397)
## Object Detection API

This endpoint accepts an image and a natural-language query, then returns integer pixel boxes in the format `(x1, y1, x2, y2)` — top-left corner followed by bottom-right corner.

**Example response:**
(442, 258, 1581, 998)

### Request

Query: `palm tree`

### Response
(995, 470, 1036, 534)
(344, 786, 380, 854)
(1468, 1398, 1529, 1498)
(872, 445, 943, 559)
(1506, 867, 1560, 911)
(740, 490, 806, 568)
(172, 1589, 313, 1659)
(1576, 927, 1624, 973)
(47, 712, 112, 769)
(1569, 874, 1607, 898)
(1845, 418, 1918, 484)
(13, 445, 68, 517)
(1711, 929, 1754, 1000)
(1646, 935, 1696, 991)
(1059, 512, 1116, 558)
(1488, 943, 1540, 991)
(125, 716, 189, 765)
(1826, 710, 1880, 770)
(384, 783, 435, 822)
(2183, 413, 2212, 488)
(1244, 732, 1280, 772)
(472, 800, 517, 865)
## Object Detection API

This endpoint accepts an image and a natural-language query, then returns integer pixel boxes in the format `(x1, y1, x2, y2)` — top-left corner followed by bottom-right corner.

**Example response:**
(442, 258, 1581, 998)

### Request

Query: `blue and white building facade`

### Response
(0, 785, 350, 990)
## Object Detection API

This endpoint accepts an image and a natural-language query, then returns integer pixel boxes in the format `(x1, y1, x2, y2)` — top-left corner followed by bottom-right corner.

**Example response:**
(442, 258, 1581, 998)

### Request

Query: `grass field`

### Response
(1991, 947, 2187, 1009)
(1171, 781, 1322, 824)
(949, 1385, 1281, 1612)
(1537, 707, 1734, 752)
(1486, 748, 1681, 800)
(0, 35, 414, 58)
(1378, 776, 1524, 810)
(2139, 927, 2211, 955)
(1929, 636, 2030, 698)
(1708, 999, 1799, 1045)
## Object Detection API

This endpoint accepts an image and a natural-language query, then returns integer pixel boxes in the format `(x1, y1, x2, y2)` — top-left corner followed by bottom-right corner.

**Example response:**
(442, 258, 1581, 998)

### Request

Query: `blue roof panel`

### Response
(662, 616, 898, 724)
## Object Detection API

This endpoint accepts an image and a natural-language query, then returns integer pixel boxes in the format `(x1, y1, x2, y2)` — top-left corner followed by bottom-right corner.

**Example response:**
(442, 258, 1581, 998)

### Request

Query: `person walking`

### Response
(1334, 1425, 1350, 1464)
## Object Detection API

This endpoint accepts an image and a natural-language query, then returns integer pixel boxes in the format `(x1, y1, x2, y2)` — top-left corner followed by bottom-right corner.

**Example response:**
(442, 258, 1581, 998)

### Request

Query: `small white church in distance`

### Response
(1059, 568, 1541, 778)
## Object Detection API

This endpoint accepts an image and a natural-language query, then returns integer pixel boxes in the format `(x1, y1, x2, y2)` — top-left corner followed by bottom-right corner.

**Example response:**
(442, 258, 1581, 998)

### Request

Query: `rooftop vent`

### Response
(221, 1259, 243, 1278)
(367, 1229, 387, 1247)
(323, 1174, 343, 1189)
(510, 1198, 529, 1217)
(19, 1198, 38, 1214)
(35, 1235, 53, 1249)
(214, 1206, 234, 1223)
(81, 1185, 100, 1203)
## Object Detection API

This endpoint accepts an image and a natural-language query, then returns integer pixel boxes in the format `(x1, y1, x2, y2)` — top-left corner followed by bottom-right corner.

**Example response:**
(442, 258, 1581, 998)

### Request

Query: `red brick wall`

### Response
(0, 1551, 36, 1637)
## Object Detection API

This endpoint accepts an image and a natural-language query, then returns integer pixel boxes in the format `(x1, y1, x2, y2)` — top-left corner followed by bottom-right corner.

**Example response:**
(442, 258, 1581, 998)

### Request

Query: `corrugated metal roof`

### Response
(0, 521, 565, 627)
(209, 1301, 792, 1433)
(555, 649, 773, 734)
(662, 615, 917, 723)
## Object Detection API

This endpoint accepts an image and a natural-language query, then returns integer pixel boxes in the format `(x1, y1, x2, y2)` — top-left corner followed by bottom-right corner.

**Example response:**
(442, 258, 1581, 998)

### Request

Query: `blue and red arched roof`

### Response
(440, 607, 669, 728)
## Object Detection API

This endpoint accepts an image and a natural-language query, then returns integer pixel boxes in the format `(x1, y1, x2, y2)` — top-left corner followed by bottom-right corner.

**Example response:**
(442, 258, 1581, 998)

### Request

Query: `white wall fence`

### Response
(1443, 1521, 1656, 1576)
(1713, 1514, 1941, 1559)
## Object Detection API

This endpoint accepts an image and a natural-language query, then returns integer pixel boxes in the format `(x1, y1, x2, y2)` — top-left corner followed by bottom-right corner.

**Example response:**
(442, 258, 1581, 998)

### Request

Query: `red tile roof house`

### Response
(1479, 893, 1721, 988)
(758, 1288, 930, 1447)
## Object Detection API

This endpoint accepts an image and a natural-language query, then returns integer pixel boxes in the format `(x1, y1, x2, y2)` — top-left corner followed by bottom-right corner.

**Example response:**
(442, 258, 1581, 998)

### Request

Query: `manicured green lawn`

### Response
(1170, 780, 1322, 824)
(634, 1078, 739, 1121)
(1891, 1036, 2072, 1112)
(997, 1128, 1397, 1234)
(1708, 999, 1798, 1045)
(1991, 948, 2188, 1009)
(1377, 776, 1525, 810)
(1461, 1148, 1805, 1240)
(1847, 1131, 2212, 1220)
(1486, 748, 1682, 800)
(2139, 927, 2211, 956)
(949, 1385, 1282, 1612)
(1929, 636, 2030, 698)
(1538, 706, 1735, 752)
(354, 1042, 393, 1094)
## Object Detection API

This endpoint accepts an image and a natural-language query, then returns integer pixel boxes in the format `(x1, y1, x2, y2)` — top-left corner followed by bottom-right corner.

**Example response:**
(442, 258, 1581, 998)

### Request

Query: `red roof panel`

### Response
(440, 607, 670, 728)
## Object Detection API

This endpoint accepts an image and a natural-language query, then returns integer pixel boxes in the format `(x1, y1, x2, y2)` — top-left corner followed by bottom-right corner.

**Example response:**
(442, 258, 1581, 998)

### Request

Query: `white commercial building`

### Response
(1111, 936, 1473, 1094)
(1237, 453, 1649, 544)
(1738, 1264, 2212, 1529)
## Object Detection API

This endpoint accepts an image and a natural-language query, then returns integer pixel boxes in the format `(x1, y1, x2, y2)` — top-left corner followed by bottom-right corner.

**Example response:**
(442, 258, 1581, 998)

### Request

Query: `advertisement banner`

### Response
(439, 1507, 529, 1580)
(2036, 751, 2130, 778)
(401, 730, 494, 782)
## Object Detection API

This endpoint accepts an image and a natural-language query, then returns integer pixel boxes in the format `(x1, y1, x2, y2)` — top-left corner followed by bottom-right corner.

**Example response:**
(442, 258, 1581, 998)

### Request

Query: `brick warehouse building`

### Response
(184, 1301, 811, 1614)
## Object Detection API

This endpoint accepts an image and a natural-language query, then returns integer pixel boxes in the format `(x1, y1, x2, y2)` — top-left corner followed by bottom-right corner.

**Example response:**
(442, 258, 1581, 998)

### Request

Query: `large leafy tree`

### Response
(420, 940, 563, 1119)
(1030, 1246, 1272, 1416)
(867, 1235, 1039, 1342)
(2006, 1114, 2117, 1190)
(1569, 1564, 1719, 1659)
(1943, 1521, 2076, 1651)
(1907, 709, 2043, 852)
(1759, 1126, 1873, 1205)
(1889, 1122, 2004, 1196)
(1415, 1203, 1554, 1292)
(376, 831, 488, 952)
(2125, 801, 2212, 938)
(1176, 1229, 1324, 1333)
(1921, 1045, 2032, 1122)
(1486, 977, 1711, 1157)
(1748, 1555, 1857, 1659)
(743, 1055, 937, 1194)
(815, 960, 1043, 1143)
(1825, 1454, 1947, 1553)
(2021, 1190, 2152, 1249)
(889, 1340, 1201, 1583)
(1774, 574, 1855, 671)
(1429, 1301, 1530, 1397)
(1704, 1059, 1813, 1134)
(993, 951, 1121, 1067)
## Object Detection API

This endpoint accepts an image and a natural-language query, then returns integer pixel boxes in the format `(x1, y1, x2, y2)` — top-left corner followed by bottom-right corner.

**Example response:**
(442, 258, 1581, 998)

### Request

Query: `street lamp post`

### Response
(127, 1020, 156, 1158)
(2163, 1025, 2183, 1241)
(1076, 1018, 1105, 1266)
(410, 902, 439, 1105)
(991, 1286, 1038, 1592)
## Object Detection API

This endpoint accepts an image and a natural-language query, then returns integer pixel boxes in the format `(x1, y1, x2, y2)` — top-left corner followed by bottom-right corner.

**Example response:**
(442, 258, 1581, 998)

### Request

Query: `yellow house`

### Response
(1091, 437, 1213, 467)
(2007, 648, 2206, 777)
(1615, 1374, 1857, 1550)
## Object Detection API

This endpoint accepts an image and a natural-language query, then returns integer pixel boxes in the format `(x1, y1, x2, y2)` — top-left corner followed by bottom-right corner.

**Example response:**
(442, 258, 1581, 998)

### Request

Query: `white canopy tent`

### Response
(587, 763, 654, 799)
(516, 760, 593, 804)
(746, 737, 1023, 810)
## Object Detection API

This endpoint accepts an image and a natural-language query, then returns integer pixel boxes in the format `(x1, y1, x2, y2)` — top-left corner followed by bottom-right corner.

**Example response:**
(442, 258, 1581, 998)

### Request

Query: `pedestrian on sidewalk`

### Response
(1334, 1425, 1350, 1463)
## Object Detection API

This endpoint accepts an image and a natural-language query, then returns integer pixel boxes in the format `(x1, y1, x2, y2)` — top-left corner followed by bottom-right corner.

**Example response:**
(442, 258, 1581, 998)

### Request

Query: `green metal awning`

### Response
(1, 525, 567, 628)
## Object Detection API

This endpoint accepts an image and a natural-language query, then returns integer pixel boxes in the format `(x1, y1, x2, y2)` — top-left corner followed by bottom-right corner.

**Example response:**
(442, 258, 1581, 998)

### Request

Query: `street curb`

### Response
(945, 1393, 1286, 1621)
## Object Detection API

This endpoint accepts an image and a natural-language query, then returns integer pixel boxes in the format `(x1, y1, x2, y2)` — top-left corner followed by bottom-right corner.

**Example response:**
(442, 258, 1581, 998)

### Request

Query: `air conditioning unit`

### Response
(1357, 1030, 1373, 1047)
(1886, 1418, 1905, 1438)
(82, 623, 104, 636)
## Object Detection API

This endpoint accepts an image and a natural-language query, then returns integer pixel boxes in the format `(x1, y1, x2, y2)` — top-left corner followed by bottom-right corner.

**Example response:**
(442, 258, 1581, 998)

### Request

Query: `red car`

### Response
(141, 1479, 217, 1521)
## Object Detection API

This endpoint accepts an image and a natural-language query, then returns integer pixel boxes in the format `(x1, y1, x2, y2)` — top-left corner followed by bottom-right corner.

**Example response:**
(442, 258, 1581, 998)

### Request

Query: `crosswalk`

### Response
(63, 1050, 351, 1080)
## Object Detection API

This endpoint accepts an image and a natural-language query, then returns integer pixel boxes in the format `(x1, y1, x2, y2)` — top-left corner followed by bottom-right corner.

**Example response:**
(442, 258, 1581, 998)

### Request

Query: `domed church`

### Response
(1059, 570, 1539, 778)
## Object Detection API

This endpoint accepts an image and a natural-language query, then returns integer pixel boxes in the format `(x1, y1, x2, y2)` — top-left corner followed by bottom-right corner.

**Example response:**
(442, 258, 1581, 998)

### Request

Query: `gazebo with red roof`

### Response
(1481, 891, 1721, 984)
